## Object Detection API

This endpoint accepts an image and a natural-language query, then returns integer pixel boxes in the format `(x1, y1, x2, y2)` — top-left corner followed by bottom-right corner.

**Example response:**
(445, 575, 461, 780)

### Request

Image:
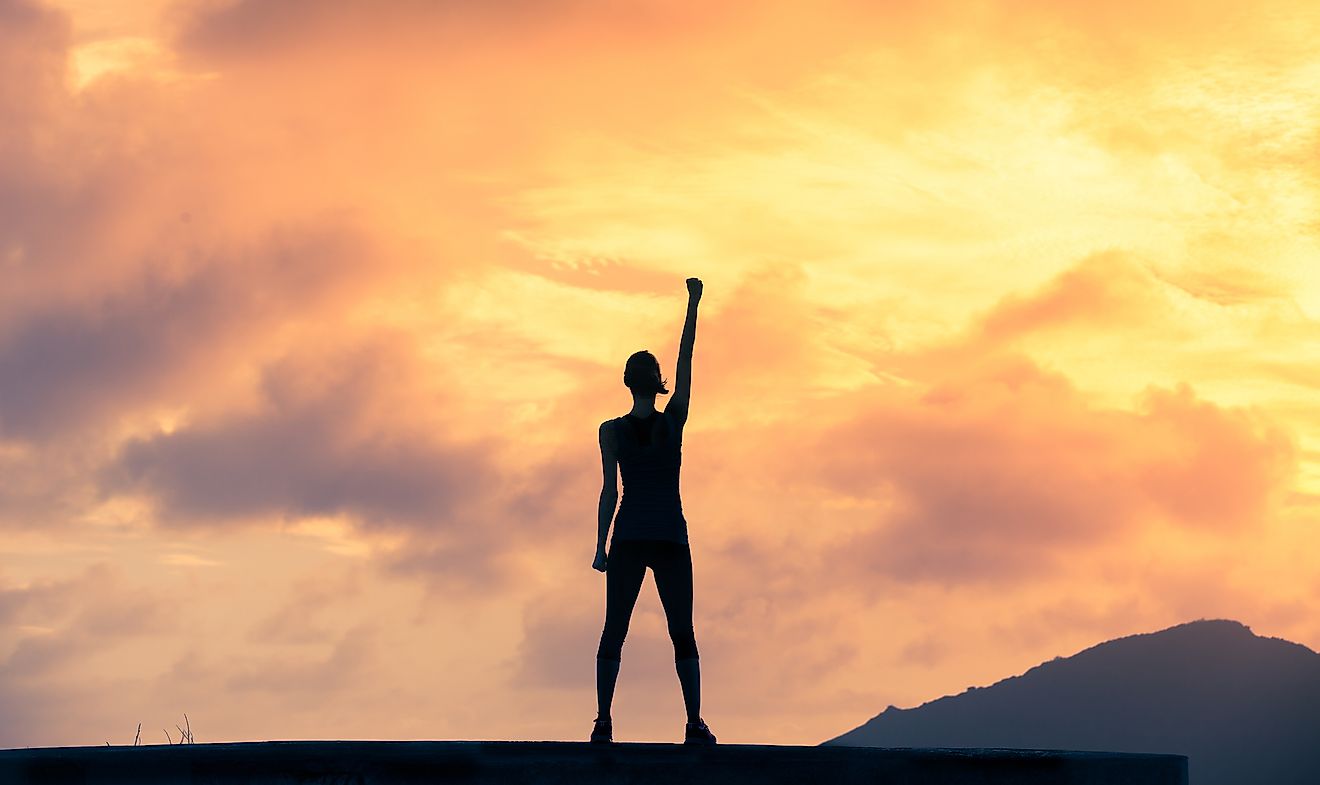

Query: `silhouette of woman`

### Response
(590, 277, 715, 745)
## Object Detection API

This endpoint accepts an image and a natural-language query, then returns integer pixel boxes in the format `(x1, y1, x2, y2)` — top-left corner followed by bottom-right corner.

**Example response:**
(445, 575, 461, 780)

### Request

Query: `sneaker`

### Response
(683, 717, 716, 745)
(590, 716, 612, 744)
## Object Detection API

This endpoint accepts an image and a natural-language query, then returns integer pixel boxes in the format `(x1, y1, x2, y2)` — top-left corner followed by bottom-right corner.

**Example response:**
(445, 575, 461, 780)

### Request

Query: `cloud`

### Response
(0, 0, 68, 135)
(0, 567, 82, 626)
(223, 622, 378, 697)
(176, 0, 576, 61)
(507, 550, 873, 736)
(977, 251, 1169, 341)
(793, 355, 1296, 587)
(1134, 383, 1297, 526)
(509, 589, 630, 692)
(0, 562, 180, 746)
(0, 562, 177, 643)
(898, 631, 952, 668)
(0, 224, 378, 443)
(244, 564, 367, 646)
(4, 0, 1319, 750)
(0, 669, 81, 748)
(97, 334, 499, 532)
(90, 327, 607, 595)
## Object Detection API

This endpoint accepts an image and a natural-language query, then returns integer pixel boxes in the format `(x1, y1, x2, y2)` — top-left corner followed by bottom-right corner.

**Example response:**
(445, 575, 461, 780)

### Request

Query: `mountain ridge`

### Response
(862, 619, 1313, 722)
(822, 618, 1320, 785)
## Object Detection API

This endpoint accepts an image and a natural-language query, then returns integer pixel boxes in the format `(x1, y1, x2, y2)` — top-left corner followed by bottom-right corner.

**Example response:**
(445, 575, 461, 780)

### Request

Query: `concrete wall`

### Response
(0, 740, 1189, 785)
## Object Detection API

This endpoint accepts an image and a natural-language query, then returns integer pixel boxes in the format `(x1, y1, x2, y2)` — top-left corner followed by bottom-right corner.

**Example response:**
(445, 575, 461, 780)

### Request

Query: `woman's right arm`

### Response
(669, 278, 701, 426)
(597, 421, 618, 556)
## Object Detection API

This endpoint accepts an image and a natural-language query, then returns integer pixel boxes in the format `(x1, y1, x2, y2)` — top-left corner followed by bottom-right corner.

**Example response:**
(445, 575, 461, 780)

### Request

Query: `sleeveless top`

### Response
(611, 409, 689, 545)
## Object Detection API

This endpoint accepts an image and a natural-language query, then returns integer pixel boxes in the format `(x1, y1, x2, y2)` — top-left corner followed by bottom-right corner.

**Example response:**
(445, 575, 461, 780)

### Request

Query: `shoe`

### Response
(590, 716, 612, 744)
(684, 717, 716, 745)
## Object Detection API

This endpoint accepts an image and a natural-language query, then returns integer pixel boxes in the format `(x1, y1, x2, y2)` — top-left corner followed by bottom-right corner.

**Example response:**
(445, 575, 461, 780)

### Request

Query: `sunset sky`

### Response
(3, 0, 1320, 747)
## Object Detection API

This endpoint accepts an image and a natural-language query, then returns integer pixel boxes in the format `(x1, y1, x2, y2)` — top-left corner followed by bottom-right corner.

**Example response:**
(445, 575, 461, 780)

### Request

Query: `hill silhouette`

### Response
(821, 619, 1320, 785)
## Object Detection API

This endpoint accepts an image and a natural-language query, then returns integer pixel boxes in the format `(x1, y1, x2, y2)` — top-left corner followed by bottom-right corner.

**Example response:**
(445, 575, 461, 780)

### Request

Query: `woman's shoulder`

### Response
(662, 407, 685, 426)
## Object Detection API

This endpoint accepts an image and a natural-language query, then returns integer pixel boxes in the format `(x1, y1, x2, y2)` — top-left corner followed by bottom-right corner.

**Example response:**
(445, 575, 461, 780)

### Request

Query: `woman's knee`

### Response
(668, 626, 698, 660)
(598, 624, 629, 660)
(671, 637, 699, 660)
(597, 636, 625, 660)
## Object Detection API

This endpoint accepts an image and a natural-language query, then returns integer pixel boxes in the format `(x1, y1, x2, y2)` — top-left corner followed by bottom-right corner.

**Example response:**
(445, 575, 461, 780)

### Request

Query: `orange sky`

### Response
(3, 0, 1320, 747)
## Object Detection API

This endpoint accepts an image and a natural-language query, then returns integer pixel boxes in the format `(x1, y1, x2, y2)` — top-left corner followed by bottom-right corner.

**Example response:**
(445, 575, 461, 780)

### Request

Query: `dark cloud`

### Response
(377, 451, 601, 597)
(0, 0, 397, 451)
(79, 318, 613, 595)
(0, 225, 376, 443)
(177, 0, 569, 61)
(97, 335, 498, 532)
(175, 0, 750, 65)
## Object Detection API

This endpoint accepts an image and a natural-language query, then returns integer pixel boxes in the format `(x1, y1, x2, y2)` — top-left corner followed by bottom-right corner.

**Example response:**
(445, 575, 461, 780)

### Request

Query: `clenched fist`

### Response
(686, 277, 703, 302)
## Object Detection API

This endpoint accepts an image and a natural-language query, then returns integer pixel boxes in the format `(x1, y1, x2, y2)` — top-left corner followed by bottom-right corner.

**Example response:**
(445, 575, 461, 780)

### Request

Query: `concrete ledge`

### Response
(0, 740, 1189, 785)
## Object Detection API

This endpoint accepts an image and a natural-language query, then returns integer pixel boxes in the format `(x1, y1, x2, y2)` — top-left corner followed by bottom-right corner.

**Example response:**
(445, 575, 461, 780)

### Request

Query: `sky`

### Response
(2, 0, 1319, 748)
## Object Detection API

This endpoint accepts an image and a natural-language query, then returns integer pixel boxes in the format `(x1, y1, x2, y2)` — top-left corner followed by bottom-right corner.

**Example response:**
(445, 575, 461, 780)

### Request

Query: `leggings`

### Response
(597, 538, 699, 663)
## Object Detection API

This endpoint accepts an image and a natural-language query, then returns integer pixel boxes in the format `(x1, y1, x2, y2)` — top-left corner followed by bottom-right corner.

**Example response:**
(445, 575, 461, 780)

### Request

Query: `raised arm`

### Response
(669, 278, 702, 426)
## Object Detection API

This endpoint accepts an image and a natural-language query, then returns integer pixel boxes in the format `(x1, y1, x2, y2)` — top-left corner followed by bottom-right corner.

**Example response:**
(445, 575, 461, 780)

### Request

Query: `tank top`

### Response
(612, 409, 689, 544)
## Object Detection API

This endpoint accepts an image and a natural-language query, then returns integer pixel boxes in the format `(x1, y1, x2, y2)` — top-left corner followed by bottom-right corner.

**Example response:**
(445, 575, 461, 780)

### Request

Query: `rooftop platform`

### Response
(0, 740, 1189, 784)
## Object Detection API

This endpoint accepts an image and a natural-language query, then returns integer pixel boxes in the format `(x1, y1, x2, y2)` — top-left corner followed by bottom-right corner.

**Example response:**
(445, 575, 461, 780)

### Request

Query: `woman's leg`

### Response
(652, 542, 700, 723)
(675, 658, 700, 724)
(596, 540, 646, 719)
(596, 659, 620, 722)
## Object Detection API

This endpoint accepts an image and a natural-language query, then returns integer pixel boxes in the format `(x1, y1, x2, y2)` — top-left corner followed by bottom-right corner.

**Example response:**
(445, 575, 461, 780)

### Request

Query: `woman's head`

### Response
(624, 350, 669, 396)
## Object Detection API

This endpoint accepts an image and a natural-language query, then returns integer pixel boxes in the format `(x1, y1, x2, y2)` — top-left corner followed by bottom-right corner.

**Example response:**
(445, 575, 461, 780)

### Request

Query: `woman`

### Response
(590, 277, 715, 745)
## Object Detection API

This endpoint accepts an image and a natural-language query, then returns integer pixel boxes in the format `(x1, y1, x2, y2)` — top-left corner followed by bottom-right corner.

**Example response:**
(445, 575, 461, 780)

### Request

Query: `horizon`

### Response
(3, 0, 1320, 749)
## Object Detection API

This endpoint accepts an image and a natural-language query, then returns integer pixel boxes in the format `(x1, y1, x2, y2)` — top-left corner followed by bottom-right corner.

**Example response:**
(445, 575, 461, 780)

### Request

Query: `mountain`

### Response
(821, 619, 1320, 785)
